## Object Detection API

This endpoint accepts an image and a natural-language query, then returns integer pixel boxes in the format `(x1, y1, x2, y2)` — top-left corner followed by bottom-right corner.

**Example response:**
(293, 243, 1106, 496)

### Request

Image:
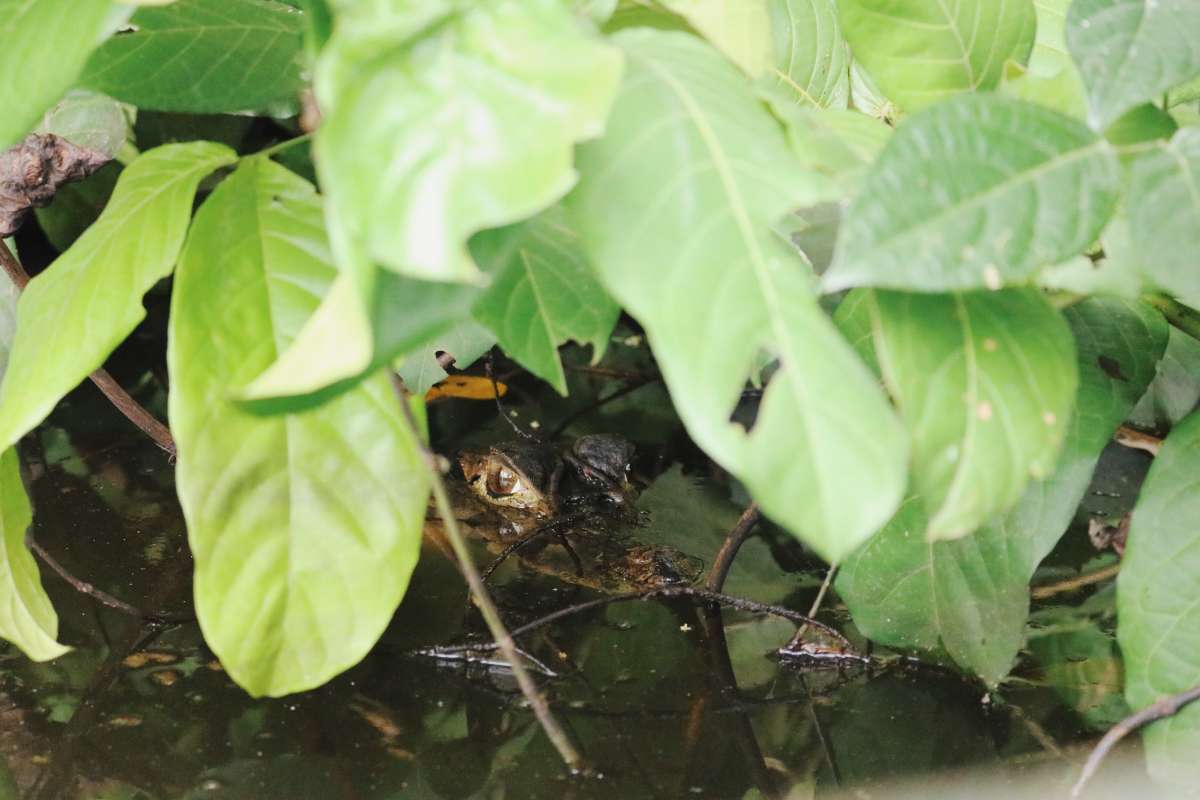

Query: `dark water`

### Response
(0, 347, 1151, 800)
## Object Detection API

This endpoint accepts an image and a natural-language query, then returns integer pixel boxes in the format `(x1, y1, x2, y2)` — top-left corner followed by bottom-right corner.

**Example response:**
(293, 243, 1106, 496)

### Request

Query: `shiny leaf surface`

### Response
(168, 158, 428, 696)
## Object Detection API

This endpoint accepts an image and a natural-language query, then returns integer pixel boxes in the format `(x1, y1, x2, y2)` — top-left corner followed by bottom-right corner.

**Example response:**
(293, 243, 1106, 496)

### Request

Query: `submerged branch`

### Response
(705, 502, 761, 593)
(1072, 683, 1200, 797)
(391, 374, 585, 772)
(27, 534, 193, 624)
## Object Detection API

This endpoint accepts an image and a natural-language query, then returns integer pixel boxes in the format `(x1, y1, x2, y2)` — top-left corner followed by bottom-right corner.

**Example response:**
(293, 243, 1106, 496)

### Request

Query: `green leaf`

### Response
(471, 207, 620, 395)
(571, 29, 906, 563)
(0, 0, 115, 149)
(36, 90, 131, 158)
(826, 95, 1121, 292)
(315, 0, 622, 282)
(0, 448, 68, 662)
(0, 142, 236, 453)
(838, 298, 1165, 682)
(395, 319, 495, 398)
(1130, 326, 1200, 430)
(660, 0, 773, 76)
(1000, 0, 1087, 117)
(765, 0, 850, 108)
(772, 107, 891, 191)
(839, 0, 1036, 112)
(80, 0, 306, 114)
(1066, 0, 1200, 130)
(836, 289, 1077, 539)
(1126, 129, 1200, 308)
(169, 158, 428, 696)
(1119, 408, 1200, 787)
(34, 163, 121, 253)
(0, 276, 64, 661)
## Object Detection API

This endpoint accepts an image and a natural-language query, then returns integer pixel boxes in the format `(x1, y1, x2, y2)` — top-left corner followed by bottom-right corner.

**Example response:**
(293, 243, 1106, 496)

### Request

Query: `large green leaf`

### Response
(80, 0, 306, 114)
(0, 0, 114, 149)
(1130, 326, 1200, 430)
(396, 319, 495, 397)
(0, 142, 236, 453)
(169, 158, 428, 696)
(659, 0, 773, 76)
(36, 89, 132, 159)
(1066, 0, 1200, 130)
(1126, 129, 1200, 308)
(0, 448, 68, 662)
(825, 95, 1120, 292)
(838, 298, 1165, 682)
(471, 207, 619, 395)
(0, 272, 65, 662)
(772, 106, 891, 193)
(315, 0, 622, 283)
(836, 289, 1077, 539)
(1119, 409, 1200, 787)
(571, 29, 907, 563)
(766, 0, 850, 108)
(838, 0, 1036, 112)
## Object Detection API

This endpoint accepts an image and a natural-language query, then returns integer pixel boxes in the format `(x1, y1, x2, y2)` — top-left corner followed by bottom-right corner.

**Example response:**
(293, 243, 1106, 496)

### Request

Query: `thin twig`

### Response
(785, 565, 840, 651)
(27, 534, 193, 624)
(487, 350, 537, 441)
(705, 502, 761, 593)
(548, 376, 659, 439)
(1031, 563, 1121, 600)
(0, 240, 175, 456)
(420, 586, 854, 659)
(1072, 683, 1200, 797)
(391, 374, 585, 771)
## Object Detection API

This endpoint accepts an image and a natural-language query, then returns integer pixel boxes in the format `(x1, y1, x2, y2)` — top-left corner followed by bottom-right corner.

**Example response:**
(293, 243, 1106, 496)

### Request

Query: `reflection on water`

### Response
(0, 364, 1171, 800)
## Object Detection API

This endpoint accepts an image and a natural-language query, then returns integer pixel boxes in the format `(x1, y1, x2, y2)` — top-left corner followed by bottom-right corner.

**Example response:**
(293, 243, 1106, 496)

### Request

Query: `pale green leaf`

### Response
(826, 95, 1121, 292)
(0, 0, 114, 149)
(0, 448, 68, 662)
(316, 0, 622, 282)
(396, 319, 495, 397)
(36, 90, 131, 158)
(839, 0, 1037, 112)
(766, 0, 850, 108)
(1000, 0, 1087, 117)
(81, 0, 306, 114)
(1130, 327, 1200, 430)
(1066, 0, 1200, 130)
(1126, 129, 1200, 308)
(836, 289, 1077, 539)
(1036, 253, 1143, 298)
(772, 107, 891, 191)
(838, 298, 1165, 682)
(169, 158, 428, 696)
(472, 207, 620, 395)
(571, 29, 906, 563)
(660, 0, 773, 76)
(849, 58, 897, 121)
(0, 142, 236, 453)
(1119, 409, 1200, 788)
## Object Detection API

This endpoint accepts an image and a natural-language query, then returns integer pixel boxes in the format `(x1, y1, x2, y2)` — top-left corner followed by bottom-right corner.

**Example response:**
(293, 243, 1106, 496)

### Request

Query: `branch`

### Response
(390, 374, 585, 771)
(0, 239, 175, 456)
(705, 502, 760, 593)
(1145, 293, 1200, 345)
(1072, 683, 1200, 797)
(0, 134, 108, 237)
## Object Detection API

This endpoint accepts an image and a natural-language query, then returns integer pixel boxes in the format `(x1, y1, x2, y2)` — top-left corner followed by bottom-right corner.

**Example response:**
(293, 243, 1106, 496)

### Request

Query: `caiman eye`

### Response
(489, 467, 521, 495)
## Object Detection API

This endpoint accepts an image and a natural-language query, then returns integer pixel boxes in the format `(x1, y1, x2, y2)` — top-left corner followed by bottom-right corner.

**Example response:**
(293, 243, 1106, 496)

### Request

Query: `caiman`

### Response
(424, 434, 704, 593)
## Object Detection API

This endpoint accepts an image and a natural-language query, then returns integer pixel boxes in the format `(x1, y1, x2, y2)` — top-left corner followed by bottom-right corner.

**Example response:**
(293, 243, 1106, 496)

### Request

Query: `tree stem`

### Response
(390, 375, 585, 772)
(1145, 293, 1200, 344)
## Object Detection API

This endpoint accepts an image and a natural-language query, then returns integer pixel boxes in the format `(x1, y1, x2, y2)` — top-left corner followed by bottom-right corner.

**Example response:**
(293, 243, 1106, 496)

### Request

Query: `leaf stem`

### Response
(1144, 293, 1200, 344)
(0, 240, 175, 456)
(254, 133, 313, 161)
(389, 374, 585, 772)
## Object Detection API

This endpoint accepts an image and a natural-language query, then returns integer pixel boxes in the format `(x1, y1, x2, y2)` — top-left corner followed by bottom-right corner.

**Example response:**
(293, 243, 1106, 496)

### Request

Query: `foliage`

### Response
(1, 0, 1200, 783)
